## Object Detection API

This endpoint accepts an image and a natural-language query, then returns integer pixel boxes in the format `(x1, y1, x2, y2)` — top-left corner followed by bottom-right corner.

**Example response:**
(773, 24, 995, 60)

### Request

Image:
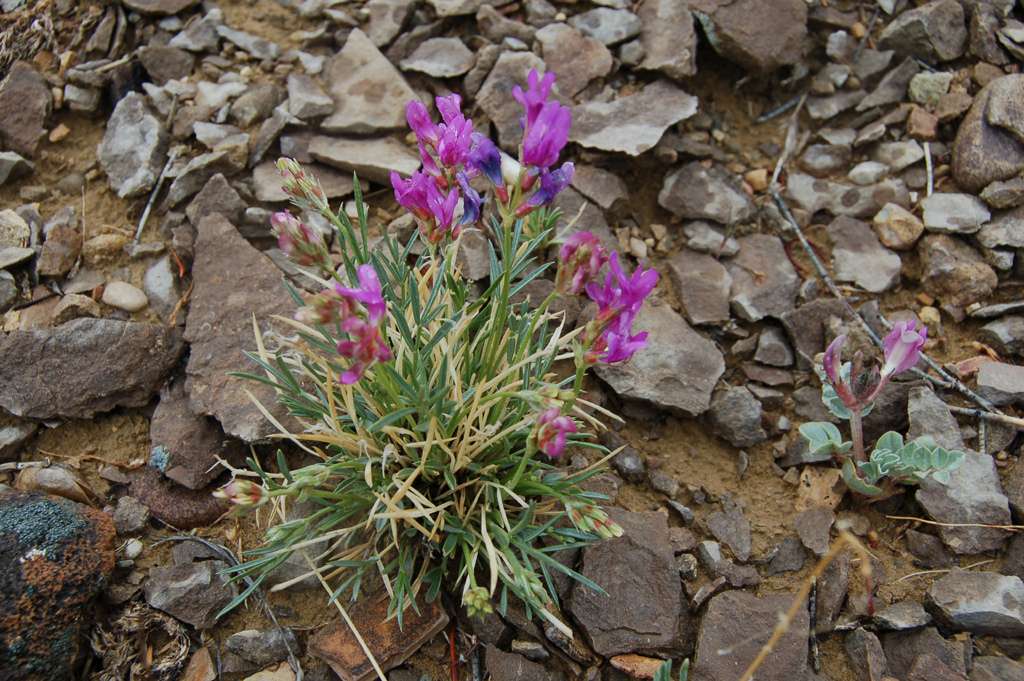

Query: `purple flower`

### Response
(521, 100, 571, 169)
(881, 320, 927, 378)
(512, 69, 556, 129)
(436, 93, 465, 126)
(406, 100, 437, 146)
(585, 252, 659, 321)
(535, 407, 576, 458)
(587, 313, 649, 364)
(556, 230, 607, 295)
(424, 181, 459, 242)
(822, 335, 859, 408)
(468, 132, 503, 186)
(337, 317, 392, 385)
(337, 264, 387, 324)
(457, 172, 482, 225)
(436, 115, 474, 168)
(390, 170, 433, 221)
(520, 162, 574, 215)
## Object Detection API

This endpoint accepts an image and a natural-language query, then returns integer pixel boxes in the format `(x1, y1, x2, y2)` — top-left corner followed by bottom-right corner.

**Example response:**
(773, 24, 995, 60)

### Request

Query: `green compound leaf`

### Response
(859, 436, 965, 488)
(842, 457, 884, 496)
(798, 421, 852, 458)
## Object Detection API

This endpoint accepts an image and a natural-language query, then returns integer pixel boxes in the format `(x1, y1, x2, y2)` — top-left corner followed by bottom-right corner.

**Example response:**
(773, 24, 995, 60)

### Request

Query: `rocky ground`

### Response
(3, 0, 1024, 680)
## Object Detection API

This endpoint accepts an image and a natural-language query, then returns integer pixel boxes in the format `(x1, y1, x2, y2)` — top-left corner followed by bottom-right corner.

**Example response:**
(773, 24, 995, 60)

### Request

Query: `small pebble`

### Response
(102, 281, 149, 312)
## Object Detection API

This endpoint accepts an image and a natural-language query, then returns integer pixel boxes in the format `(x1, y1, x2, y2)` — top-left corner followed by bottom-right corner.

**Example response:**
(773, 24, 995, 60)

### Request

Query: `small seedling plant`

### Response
(215, 70, 658, 634)
(801, 322, 965, 497)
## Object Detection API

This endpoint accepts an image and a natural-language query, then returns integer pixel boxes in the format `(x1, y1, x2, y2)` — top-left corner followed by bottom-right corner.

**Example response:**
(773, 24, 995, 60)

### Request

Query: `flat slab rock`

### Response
(692, 589, 809, 681)
(184, 214, 296, 443)
(594, 303, 725, 416)
(0, 319, 183, 419)
(927, 570, 1024, 637)
(309, 594, 449, 681)
(916, 452, 1011, 554)
(569, 80, 697, 156)
(567, 509, 683, 657)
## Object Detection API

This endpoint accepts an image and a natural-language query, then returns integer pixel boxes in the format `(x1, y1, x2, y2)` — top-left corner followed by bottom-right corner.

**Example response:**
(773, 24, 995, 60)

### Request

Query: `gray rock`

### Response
(535, 23, 613, 97)
(786, 173, 910, 219)
(691, 0, 807, 73)
(977, 361, 1024, 406)
(229, 83, 282, 127)
(594, 303, 725, 416)
(224, 628, 299, 670)
(708, 387, 767, 448)
(875, 140, 925, 172)
(186, 173, 246, 227)
(101, 281, 149, 312)
(755, 326, 794, 367)
(986, 74, 1024, 145)
(477, 5, 536, 44)
(144, 560, 236, 629)
(476, 51, 550, 151)
(927, 570, 1024, 637)
(952, 77, 1024, 193)
(666, 249, 732, 325)
(878, 0, 967, 62)
(166, 151, 241, 207)
(287, 73, 333, 120)
(184, 214, 296, 443)
(308, 136, 419, 185)
(972, 180, 1020, 225)
(828, 215, 902, 293)
(916, 450, 1011, 554)
(567, 510, 682, 656)
(849, 161, 890, 186)
(0, 319, 183, 419)
(122, 0, 199, 14)
(693, 590, 808, 681)
(807, 90, 866, 120)
(873, 202, 924, 250)
(881, 627, 968, 679)
(706, 503, 751, 562)
(858, 57, 921, 111)
(971, 656, 1024, 681)
(113, 495, 151, 535)
(249, 105, 295, 167)
(767, 537, 807, 575)
(794, 506, 834, 556)
(568, 8, 641, 46)
(216, 25, 279, 60)
(816, 551, 850, 630)
(726, 234, 800, 322)
(138, 45, 194, 84)
(322, 29, 418, 133)
(636, 0, 697, 78)
(570, 165, 627, 210)
(152, 379, 245, 490)
(569, 80, 697, 156)
(0, 151, 33, 187)
(799, 144, 852, 177)
(0, 61, 52, 157)
(144, 255, 181, 320)
(906, 529, 954, 568)
(364, 0, 414, 47)
(0, 412, 37, 462)
(920, 234, 997, 308)
(979, 316, 1024, 356)
(874, 600, 932, 631)
(98, 93, 168, 199)
(922, 193, 990, 233)
(658, 162, 753, 225)
(907, 386, 964, 451)
(0, 247, 33, 270)
(485, 646, 557, 681)
(400, 37, 475, 78)
(169, 10, 222, 52)
(910, 71, 954, 107)
(978, 205, 1024, 249)
(845, 628, 887, 681)
(682, 221, 739, 256)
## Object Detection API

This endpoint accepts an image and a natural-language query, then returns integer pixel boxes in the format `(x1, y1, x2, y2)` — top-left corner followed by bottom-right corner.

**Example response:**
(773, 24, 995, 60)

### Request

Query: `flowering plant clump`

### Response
(801, 321, 965, 497)
(218, 70, 657, 633)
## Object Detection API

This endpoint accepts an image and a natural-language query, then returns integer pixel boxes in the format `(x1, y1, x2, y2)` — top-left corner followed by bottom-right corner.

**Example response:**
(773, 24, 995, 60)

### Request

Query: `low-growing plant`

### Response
(215, 70, 658, 634)
(801, 322, 965, 497)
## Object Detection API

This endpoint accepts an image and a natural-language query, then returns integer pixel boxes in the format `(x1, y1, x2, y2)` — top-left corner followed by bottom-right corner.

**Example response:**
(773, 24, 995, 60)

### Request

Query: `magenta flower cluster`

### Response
(297, 265, 393, 385)
(390, 69, 575, 239)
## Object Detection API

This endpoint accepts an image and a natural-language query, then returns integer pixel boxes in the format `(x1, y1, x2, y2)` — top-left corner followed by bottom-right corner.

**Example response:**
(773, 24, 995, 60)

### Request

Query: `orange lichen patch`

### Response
(0, 492, 115, 681)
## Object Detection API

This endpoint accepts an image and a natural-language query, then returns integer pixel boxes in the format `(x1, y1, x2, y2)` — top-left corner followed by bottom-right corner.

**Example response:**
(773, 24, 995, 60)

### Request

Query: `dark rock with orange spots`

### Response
(0, 491, 116, 681)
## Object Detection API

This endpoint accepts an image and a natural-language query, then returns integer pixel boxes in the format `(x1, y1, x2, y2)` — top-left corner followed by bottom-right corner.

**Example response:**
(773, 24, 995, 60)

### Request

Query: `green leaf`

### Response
(842, 458, 884, 496)
(798, 422, 852, 457)
(860, 437, 965, 488)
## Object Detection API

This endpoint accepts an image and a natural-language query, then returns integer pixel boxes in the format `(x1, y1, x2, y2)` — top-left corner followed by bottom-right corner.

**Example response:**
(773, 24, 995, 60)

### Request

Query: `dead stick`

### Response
(133, 147, 179, 244)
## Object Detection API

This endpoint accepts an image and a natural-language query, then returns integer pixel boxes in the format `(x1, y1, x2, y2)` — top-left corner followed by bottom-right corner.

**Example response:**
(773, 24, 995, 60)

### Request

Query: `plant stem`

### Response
(850, 409, 866, 463)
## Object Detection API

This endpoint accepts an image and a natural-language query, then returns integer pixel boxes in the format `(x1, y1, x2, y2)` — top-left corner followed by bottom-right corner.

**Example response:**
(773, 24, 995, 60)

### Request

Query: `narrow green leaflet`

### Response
(799, 421, 852, 458)
(859, 436, 965, 488)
